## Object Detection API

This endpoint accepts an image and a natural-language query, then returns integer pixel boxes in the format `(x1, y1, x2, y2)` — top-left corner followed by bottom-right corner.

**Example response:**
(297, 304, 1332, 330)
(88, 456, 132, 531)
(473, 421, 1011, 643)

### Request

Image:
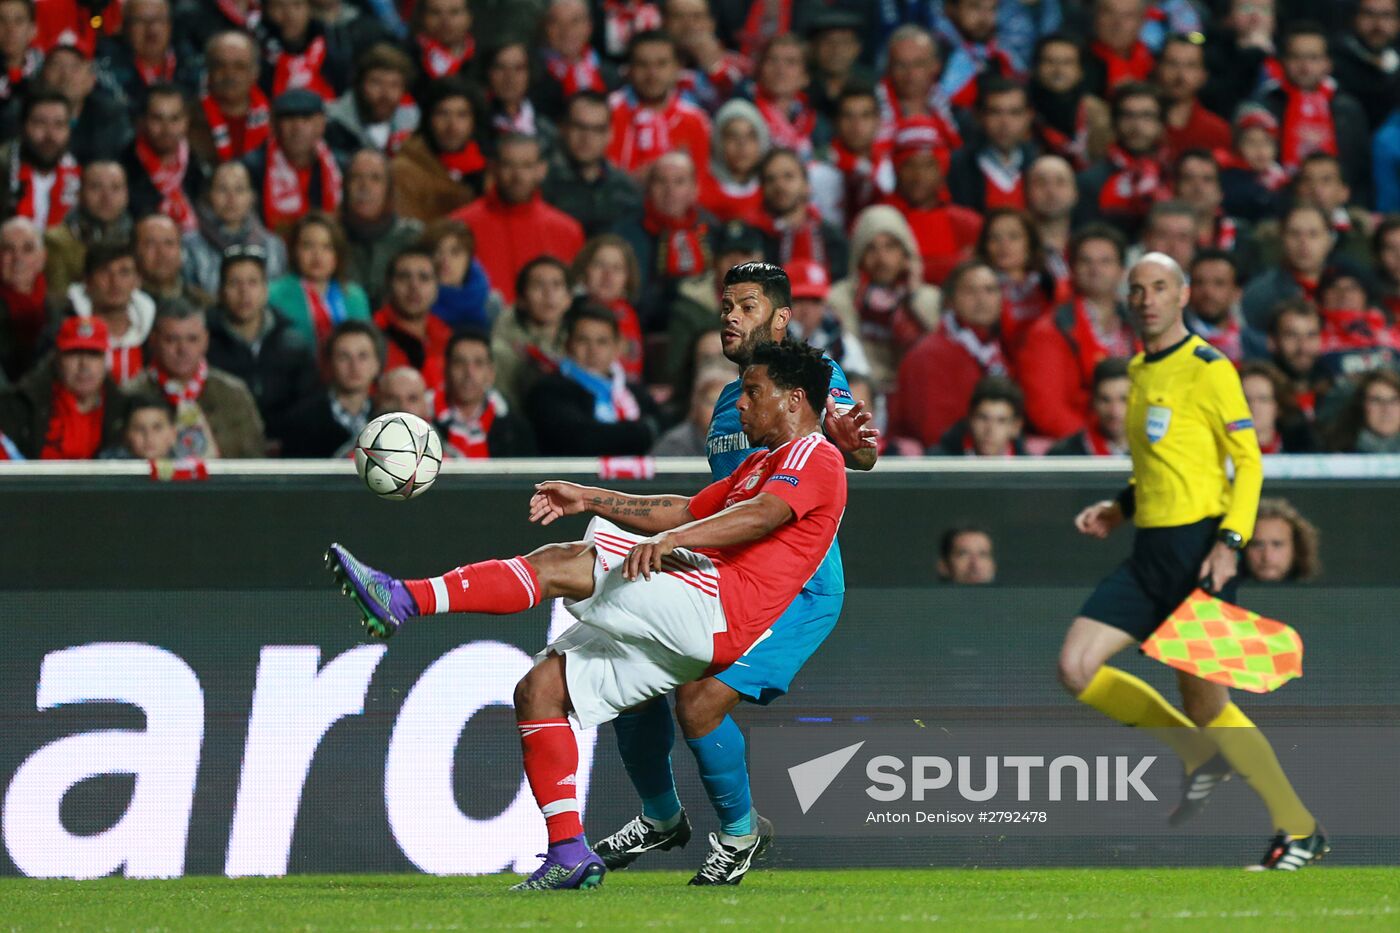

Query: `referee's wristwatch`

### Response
(1217, 529, 1245, 551)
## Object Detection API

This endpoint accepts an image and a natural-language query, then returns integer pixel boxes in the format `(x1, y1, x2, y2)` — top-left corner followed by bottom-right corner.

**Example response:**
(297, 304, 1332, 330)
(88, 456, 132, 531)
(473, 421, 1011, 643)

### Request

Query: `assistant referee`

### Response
(1057, 252, 1326, 871)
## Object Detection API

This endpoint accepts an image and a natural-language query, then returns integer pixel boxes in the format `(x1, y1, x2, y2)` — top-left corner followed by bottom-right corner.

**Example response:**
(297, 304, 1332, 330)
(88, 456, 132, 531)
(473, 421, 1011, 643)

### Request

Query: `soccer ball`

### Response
(353, 412, 443, 500)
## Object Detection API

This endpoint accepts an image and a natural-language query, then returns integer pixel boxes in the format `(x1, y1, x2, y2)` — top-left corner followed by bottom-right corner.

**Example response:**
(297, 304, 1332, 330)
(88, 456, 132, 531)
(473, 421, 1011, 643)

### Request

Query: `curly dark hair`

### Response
(749, 338, 832, 416)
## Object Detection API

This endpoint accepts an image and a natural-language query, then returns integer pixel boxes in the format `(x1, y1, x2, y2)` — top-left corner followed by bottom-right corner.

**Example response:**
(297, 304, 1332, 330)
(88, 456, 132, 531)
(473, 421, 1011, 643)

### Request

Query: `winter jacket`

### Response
(181, 210, 289, 296)
(0, 356, 133, 458)
(343, 213, 424, 307)
(205, 303, 318, 442)
(124, 365, 267, 458)
(541, 152, 644, 238)
(391, 134, 479, 224)
(453, 190, 585, 304)
(525, 371, 658, 457)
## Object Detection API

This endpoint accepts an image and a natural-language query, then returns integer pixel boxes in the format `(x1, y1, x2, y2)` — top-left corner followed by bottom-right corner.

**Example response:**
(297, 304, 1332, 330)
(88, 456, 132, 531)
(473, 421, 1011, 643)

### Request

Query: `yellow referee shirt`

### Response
(1124, 334, 1263, 541)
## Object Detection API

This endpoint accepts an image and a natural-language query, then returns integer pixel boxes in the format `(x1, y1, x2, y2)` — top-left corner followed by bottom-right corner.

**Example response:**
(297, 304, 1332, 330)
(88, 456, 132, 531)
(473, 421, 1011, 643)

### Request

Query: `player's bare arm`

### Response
(530, 481, 696, 533)
(624, 493, 795, 581)
(1074, 499, 1124, 539)
(824, 397, 879, 471)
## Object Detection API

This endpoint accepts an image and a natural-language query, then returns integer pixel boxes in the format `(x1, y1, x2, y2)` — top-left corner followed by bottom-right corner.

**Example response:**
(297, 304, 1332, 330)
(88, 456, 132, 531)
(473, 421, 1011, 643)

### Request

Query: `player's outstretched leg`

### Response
(1176, 674, 1327, 869)
(510, 654, 606, 891)
(594, 699, 693, 870)
(326, 543, 420, 638)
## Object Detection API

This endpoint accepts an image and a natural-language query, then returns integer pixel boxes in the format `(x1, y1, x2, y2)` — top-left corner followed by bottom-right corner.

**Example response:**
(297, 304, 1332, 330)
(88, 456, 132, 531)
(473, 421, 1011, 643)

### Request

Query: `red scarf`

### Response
(762, 204, 827, 267)
(418, 35, 474, 80)
(0, 275, 46, 353)
(42, 384, 103, 460)
(942, 314, 1007, 375)
(601, 0, 662, 59)
(1081, 422, 1118, 456)
(642, 201, 709, 279)
(1035, 97, 1094, 170)
(608, 298, 644, 381)
(216, 0, 259, 29)
(738, 0, 791, 61)
(9, 152, 80, 228)
(999, 271, 1054, 351)
(544, 48, 606, 96)
(150, 358, 208, 408)
(829, 138, 891, 224)
(1098, 144, 1168, 219)
(1209, 212, 1238, 250)
(135, 135, 196, 233)
(262, 137, 341, 229)
(876, 77, 963, 148)
(271, 35, 335, 100)
(1090, 39, 1155, 90)
(976, 149, 1026, 209)
(135, 50, 177, 87)
(1070, 296, 1135, 384)
(1278, 76, 1337, 168)
(853, 274, 927, 351)
(439, 390, 508, 458)
(202, 88, 270, 162)
(613, 91, 685, 170)
(1192, 312, 1243, 362)
(754, 91, 816, 158)
(437, 141, 486, 181)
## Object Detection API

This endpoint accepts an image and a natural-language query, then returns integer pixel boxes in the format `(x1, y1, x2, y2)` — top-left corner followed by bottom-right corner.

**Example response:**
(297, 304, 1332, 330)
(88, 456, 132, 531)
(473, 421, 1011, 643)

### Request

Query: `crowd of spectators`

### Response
(2, 0, 1400, 461)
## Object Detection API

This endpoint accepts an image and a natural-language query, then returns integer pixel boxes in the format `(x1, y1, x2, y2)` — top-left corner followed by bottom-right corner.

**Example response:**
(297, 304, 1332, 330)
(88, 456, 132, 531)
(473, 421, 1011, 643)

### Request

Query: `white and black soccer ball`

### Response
(353, 412, 443, 500)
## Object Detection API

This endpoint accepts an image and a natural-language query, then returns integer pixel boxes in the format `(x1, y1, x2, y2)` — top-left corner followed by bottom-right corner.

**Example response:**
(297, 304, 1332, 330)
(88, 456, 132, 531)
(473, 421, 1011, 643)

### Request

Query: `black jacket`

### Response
(277, 390, 366, 458)
(946, 143, 1040, 214)
(1329, 33, 1400, 134)
(541, 153, 643, 238)
(526, 371, 659, 457)
(205, 304, 319, 443)
(120, 140, 210, 222)
(0, 356, 133, 458)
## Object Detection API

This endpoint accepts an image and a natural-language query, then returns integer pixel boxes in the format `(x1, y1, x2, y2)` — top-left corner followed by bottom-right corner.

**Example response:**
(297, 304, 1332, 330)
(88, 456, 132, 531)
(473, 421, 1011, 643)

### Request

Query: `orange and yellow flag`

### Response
(1142, 589, 1304, 694)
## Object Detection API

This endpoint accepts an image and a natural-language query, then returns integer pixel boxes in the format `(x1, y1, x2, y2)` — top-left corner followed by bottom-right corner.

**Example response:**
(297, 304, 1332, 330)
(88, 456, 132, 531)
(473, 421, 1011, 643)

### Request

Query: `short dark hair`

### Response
(1109, 81, 1163, 122)
(564, 299, 621, 339)
(141, 82, 186, 114)
(565, 89, 609, 117)
(1282, 20, 1329, 53)
(1298, 151, 1343, 176)
(515, 255, 570, 300)
(748, 338, 832, 416)
(939, 525, 991, 561)
(1267, 297, 1322, 338)
(325, 318, 385, 365)
(835, 82, 878, 111)
(1092, 357, 1130, 391)
(969, 375, 1024, 419)
(1174, 146, 1218, 176)
(976, 76, 1025, 112)
(1161, 32, 1206, 60)
(446, 327, 492, 365)
(758, 147, 806, 181)
(388, 244, 436, 279)
(84, 241, 136, 278)
(1190, 247, 1238, 283)
(22, 86, 70, 123)
(944, 258, 997, 297)
(219, 244, 268, 285)
(627, 28, 678, 63)
(125, 392, 176, 424)
(355, 42, 415, 84)
(723, 260, 792, 312)
(1069, 222, 1128, 266)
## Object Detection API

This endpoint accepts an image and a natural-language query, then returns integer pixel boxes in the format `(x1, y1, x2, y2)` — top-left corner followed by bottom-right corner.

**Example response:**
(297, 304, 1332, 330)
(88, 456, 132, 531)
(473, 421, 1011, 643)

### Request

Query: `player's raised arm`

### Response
(529, 481, 699, 533)
(824, 396, 879, 471)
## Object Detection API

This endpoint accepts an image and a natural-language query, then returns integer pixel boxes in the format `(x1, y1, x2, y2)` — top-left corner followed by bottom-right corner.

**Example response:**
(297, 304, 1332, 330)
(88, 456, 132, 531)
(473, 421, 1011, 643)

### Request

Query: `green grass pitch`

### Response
(4, 868, 1397, 931)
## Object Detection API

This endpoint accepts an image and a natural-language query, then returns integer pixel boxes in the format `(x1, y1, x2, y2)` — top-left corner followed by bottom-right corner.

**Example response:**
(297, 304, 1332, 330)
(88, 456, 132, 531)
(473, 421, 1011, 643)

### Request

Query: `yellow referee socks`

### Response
(1207, 703, 1317, 838)
(1077, 666, 1217, 773)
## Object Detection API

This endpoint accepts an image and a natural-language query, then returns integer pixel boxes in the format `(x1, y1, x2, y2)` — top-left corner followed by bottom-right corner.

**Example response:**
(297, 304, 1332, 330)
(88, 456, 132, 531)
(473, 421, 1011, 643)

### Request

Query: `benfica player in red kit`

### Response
(327, 339, 847, 890)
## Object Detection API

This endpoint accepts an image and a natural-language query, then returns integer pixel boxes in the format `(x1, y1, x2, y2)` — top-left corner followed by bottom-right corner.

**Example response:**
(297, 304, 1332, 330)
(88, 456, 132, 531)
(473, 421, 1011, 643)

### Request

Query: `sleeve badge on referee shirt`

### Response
(1146, 405, 1172, 444)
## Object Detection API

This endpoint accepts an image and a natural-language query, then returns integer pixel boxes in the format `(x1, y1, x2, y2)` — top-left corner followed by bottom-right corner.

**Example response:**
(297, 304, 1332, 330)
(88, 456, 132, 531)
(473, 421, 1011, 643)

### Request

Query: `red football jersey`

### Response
(687, 432, 847, 669)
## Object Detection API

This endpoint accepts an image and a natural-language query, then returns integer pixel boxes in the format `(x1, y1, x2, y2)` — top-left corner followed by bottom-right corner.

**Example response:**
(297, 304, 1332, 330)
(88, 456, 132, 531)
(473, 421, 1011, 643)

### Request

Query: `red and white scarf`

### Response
(135, 135, 197, 233)
(875, 77, 963, 148)
(976, 148, 1026, 209)
(492, 98, 540, 136)
(1208, 212, 1238, 250)
(9, 150, 80, 228)
(0, 47, 42, 101)
(943, 313, 1007, 375)
(271, 34, 334, 100)
(853, 274, 927, 351)
(543, 48, 606, 96)
(828, 138, 892, 224)
(1278, 75, 1337, 168)
(437, 141, 486, 181)
(754, 91, 816, 158)
(439, 389, 507, 458)
(1090, 39, 1155, 91)
(738, 0, 791, 61)
(217, 0, 259, 29)
(1098, 144, 1168, 219)
(762, 204, 827, 268)
(642, 201, 709, 279)
(262, 137, 341, 229)
(418, 35, 474, 80)
(613, 91, 686, 170)
(202, 88, 270, 162)
(601, 0, 661, 59)
(151, 358, 208, 408)
(135, 49, 177, 87)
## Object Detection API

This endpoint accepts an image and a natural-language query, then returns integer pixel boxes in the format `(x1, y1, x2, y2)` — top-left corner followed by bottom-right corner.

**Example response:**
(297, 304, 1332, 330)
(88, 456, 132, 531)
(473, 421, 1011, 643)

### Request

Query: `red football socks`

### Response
(405, 557, 541, 615)
(518, 719, 583, 843)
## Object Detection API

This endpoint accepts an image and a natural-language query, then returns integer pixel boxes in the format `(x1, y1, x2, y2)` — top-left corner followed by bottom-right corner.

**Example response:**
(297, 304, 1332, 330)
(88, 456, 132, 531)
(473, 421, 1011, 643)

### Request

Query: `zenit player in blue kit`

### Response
(592, 261, 877, 885)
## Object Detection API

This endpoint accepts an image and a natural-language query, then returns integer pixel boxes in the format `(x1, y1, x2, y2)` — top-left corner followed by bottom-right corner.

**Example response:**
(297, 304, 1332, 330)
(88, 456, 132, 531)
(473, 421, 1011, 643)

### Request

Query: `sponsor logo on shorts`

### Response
(770, 473, 800, 487)
(1225, 418, 1254, 433)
